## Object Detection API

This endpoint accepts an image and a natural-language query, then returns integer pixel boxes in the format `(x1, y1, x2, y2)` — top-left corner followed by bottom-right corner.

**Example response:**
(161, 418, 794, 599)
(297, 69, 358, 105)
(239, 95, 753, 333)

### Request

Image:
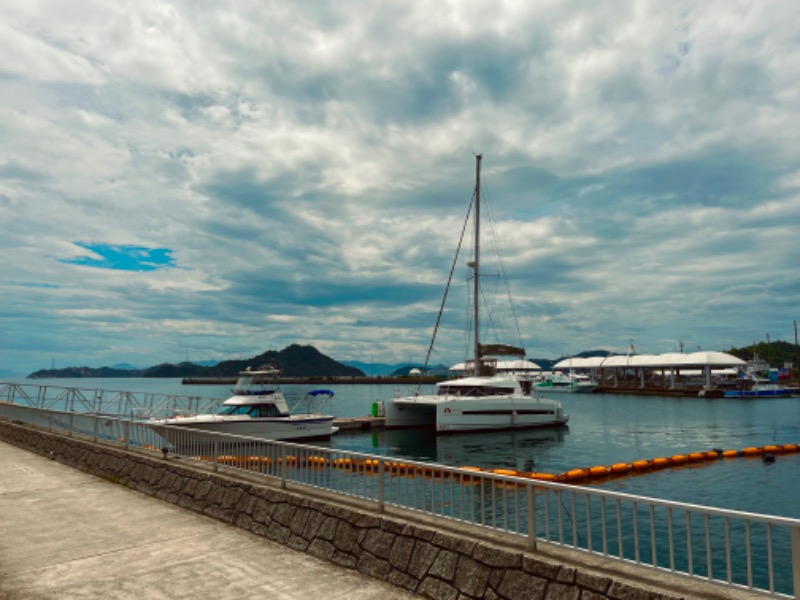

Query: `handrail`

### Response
(1, 400, 798, 599)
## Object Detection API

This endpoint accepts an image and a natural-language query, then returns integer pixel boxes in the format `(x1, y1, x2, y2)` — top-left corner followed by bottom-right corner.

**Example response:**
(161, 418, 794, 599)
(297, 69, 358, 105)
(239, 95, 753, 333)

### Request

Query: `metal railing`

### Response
(1, 401, 798, 599)
(0, 381, 223, 418)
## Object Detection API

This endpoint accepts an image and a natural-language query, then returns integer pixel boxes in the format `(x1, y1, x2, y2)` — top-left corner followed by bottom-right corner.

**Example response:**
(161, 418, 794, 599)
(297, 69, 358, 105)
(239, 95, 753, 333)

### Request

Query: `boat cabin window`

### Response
(219, 405, 256, 416)
(253, 405, 283, 418)
(438, 385, 515, 397)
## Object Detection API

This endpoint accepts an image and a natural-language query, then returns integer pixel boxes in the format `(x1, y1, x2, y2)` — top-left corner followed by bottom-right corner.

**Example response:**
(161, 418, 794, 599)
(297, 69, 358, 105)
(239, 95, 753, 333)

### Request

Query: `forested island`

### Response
(27, 344, 365, 379)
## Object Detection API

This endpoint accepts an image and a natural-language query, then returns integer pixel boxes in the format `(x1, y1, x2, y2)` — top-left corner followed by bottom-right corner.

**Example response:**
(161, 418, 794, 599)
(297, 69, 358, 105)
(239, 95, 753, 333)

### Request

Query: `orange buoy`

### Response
(722, 450, 739, 458)
(652, 457, 670, 467)
(529, 472, 558, 482)
(632, 460, 651, 470)
(671, 454, 688, 464)
(763, 445, 781, 453)
(742, 447, 763, 456)
(705, 451, 720, 459)
(782, 444, 798, 453)
(611, 463, 631, 473)
(589, 466, 610, 477)
(565, 468, 589, 481)
(689, 452, 706, 462)
(492, 468, 518, 477)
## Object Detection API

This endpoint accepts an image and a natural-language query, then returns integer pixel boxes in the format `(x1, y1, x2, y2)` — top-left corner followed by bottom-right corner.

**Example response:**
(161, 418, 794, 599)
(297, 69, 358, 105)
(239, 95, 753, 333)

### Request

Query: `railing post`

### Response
(123, 420, 130, 450)
(93, 416, 98, 442)
(213, 440, 219, 472)
(378, 458, 385, 513)
(791, 526, 800, 600)
(68, 412, 74, 437)
(280, 445, 287, 489)
(527, 484, 537, 551)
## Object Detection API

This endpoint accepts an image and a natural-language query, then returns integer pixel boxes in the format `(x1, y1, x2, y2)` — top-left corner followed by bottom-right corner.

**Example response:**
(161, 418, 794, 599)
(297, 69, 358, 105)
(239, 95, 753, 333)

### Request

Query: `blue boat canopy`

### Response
(308, 389, 334, 397)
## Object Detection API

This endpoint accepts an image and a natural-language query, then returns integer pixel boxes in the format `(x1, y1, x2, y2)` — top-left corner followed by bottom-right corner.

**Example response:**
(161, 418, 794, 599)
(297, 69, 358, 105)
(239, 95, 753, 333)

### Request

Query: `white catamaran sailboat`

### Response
(376, 155, 569, 433)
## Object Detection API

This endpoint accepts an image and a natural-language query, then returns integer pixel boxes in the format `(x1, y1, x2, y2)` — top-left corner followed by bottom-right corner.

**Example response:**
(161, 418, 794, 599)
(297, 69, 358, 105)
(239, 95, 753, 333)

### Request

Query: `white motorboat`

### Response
(375, 155, 568, 434)
(534, 372, 597, 394)
(153, 368, 338, 445)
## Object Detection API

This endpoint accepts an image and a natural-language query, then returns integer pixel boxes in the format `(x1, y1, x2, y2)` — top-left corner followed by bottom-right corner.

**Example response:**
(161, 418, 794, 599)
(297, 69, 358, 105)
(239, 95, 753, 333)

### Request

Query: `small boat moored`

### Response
(151, 368, 339, 447)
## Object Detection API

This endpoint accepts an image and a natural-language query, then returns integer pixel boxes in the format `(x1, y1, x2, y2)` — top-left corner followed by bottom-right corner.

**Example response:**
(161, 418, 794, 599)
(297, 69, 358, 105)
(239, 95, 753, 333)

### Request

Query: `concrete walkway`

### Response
(0, 440, 418, 599)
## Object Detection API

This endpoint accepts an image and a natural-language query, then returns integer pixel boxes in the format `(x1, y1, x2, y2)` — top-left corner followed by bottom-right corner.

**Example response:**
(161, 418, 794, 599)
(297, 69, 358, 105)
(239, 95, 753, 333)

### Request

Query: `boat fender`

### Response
(763, 453, 776, 464)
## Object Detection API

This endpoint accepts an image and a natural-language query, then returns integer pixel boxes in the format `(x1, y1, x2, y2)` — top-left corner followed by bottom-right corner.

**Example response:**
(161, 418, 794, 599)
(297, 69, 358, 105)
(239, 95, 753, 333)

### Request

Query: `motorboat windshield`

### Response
(218, 403, 286, 418)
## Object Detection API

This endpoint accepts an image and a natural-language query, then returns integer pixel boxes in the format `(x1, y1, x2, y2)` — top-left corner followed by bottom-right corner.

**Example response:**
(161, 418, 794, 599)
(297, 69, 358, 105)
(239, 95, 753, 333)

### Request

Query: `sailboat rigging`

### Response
(376, 155, 569, 433)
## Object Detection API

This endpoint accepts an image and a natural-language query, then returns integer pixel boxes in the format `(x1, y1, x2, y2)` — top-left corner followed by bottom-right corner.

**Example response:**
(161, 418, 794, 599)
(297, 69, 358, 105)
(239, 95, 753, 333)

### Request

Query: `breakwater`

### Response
(0, 419, 753, 600)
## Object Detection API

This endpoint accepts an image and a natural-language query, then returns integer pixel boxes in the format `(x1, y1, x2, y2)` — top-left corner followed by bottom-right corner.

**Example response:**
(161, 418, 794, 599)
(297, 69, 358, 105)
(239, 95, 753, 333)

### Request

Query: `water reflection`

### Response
(367, 426, 569, 471)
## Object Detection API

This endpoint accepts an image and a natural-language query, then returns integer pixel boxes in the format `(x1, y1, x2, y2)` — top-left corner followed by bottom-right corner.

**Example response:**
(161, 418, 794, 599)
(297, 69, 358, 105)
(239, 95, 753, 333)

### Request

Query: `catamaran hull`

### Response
(435, 400, 568, 433)
(381, 397, 568, 433)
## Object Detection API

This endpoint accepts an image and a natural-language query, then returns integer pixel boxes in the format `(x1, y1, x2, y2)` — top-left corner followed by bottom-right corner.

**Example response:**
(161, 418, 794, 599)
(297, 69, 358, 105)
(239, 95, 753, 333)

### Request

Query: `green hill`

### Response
(727, 340, 799, 369)
(27, 344, 365, 379)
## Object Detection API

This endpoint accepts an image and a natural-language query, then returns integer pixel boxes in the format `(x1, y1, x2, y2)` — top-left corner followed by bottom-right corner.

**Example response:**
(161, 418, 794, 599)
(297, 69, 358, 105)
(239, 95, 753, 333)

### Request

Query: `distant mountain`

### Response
(0, 369, 25, 378)
(111, 363, 139, 370)
(27, 345, 365, 379)
(191, 360, 219, 367)
(342, 360, 399, 377)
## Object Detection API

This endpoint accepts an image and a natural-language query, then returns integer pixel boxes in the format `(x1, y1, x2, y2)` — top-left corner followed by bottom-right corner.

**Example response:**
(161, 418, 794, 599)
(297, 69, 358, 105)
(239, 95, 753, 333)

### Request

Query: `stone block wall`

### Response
(0, 420, 689, 600)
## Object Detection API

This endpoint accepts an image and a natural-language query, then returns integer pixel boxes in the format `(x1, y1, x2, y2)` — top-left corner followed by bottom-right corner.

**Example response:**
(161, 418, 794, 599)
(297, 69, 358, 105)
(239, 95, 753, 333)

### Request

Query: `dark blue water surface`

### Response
(329, 386, 800, 520)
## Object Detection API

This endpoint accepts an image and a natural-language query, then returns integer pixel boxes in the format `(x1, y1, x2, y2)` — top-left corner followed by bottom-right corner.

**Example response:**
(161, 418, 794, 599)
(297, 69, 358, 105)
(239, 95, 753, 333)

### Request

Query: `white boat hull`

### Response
(153, 414, 338, 446)
(382, 394, 568, 433)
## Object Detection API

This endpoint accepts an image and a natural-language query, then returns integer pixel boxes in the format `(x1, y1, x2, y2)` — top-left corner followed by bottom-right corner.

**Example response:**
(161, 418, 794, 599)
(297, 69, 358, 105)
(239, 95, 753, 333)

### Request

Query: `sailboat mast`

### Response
(473, 154, 482, 376)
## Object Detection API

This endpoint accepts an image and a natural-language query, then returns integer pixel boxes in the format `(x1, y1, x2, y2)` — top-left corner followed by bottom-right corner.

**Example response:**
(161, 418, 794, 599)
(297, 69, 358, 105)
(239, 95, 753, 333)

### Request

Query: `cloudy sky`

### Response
(1, 1, 799, 375)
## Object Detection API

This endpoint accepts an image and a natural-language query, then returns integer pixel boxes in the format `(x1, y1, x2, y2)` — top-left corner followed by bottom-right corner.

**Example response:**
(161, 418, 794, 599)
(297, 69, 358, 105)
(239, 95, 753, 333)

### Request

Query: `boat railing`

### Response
(1, 400, 798, 599)
(285, 389, 335, 415)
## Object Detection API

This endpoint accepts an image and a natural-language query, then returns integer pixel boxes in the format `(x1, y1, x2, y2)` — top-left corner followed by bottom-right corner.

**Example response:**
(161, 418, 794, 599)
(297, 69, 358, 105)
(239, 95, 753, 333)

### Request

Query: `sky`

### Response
(1, 1, 799, 375)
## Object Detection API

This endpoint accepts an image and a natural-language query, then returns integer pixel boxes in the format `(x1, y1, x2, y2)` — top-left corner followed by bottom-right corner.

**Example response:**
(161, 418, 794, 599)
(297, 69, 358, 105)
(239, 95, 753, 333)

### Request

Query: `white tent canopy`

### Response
(553, 351, 746, 370)
(450, 359, 541, 373)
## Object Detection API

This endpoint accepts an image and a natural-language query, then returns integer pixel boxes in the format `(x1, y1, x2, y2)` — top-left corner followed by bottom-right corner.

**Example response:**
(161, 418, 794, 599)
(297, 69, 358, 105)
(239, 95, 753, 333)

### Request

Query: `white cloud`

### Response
(1, 0, 799, 373)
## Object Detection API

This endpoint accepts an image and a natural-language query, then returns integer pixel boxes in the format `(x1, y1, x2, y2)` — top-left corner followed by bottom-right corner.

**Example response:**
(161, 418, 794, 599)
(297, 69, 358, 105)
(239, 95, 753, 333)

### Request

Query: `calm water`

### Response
(6, 377, 800, 519)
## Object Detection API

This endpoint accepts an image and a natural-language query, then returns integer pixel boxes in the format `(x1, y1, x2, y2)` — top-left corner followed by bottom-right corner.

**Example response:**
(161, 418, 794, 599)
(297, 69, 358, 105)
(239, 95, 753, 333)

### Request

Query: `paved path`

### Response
(0, 440, 418, 599)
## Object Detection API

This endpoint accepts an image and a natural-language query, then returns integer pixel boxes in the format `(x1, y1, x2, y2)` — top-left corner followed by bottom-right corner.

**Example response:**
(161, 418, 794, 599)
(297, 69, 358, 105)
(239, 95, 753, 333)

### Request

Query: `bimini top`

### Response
(553, 351, 746, 370)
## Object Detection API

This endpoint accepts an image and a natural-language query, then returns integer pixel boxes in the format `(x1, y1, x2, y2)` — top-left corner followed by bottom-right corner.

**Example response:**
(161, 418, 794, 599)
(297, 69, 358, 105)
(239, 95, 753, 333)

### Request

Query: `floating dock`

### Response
(333, 416, 385, 431)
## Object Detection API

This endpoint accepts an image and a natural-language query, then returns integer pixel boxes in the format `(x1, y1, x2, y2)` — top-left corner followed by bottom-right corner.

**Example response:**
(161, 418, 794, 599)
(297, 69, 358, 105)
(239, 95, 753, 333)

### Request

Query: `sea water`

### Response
(5, 377, 799, 520)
